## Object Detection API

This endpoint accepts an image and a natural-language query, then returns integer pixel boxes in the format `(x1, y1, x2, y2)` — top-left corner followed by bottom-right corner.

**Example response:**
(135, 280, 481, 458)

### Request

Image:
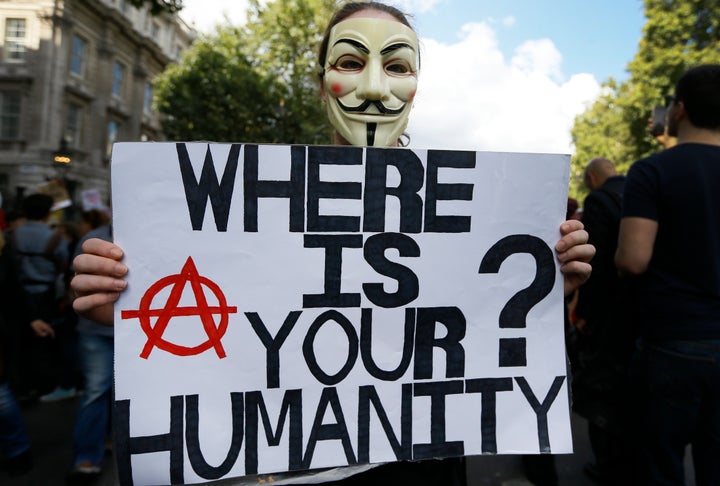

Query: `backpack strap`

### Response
(43, 230, 63, 260)
(11, 228, 66, 284)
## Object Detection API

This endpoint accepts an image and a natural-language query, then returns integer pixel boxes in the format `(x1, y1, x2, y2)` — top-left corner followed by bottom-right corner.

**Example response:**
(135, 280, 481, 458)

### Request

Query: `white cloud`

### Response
(408, 23, 601, 154)
(179, 0, 254, 32)
(511, 39, 563, 81)
(502, 15, 516, 27)
(177, 3, 601, 155)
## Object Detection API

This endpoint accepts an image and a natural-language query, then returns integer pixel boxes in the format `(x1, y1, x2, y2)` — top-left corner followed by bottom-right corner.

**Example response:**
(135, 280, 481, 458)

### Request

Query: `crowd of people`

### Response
(566, 64, 720, 486)
(0, 196, 114, 482)
(2, 2, 719, 486)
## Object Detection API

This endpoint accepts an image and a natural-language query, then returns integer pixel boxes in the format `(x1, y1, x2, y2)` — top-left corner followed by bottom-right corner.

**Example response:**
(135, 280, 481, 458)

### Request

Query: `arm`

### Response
(573, 193, 615, 321)
(615, 216, 658, 276)
(555, 219, 595, 296)
(70, 238, 127, 326)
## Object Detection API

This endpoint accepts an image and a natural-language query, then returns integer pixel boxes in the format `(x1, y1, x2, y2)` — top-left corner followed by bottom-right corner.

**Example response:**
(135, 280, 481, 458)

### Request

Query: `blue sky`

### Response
(179, 0, 648, 153)
(409, 0, 645, 83)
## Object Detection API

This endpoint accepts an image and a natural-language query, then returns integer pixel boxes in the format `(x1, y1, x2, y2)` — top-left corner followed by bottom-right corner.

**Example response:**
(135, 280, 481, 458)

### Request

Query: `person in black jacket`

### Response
(572, 157, 633, 484)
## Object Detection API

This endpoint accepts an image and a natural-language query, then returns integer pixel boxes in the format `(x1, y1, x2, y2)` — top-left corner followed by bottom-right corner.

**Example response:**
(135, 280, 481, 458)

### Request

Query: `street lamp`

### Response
(50, 138, 76, 220)
(53, 138, 72, 167)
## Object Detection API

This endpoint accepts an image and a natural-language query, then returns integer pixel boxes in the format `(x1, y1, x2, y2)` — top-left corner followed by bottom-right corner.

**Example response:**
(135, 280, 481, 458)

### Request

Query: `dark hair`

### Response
(81, 209, 110, 230)
(22, 194, 54, 220)
(674, 64, 720, 129)
(318, 1, 415, 79)
(5, 209, 24, 222)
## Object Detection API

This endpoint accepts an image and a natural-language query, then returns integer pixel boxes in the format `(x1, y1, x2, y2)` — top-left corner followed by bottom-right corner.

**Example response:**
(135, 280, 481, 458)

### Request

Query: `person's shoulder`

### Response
(85, 224, 112, 243)
(73, 226, 112, 259)
(628, 150, 667, 176)
(603, 175, 626, 190)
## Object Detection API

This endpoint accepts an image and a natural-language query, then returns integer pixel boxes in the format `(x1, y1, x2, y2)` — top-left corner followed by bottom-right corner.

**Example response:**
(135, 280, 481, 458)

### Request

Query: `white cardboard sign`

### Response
(112, 142, 572, 486)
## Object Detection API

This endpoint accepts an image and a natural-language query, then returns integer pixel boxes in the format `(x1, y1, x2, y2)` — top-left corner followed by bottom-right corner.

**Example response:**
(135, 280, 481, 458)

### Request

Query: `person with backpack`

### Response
(9, 194, 68, 400)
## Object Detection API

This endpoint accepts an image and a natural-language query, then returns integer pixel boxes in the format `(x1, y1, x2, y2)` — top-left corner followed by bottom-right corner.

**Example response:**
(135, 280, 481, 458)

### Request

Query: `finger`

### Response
(557, 243, 596, 264)
(71, 274, 127, 297)
(559, 219, 584, 236)
(73, 253, 128, 278)
(559, 260, 592, 281)
(555, 229, 590, 253)
(81, 238, 123, 260)
(561, 261, 592, 296)
(72, 292, 121, 314)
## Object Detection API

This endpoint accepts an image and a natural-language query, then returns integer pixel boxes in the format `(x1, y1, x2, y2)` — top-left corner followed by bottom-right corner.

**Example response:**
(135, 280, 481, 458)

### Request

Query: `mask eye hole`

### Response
(334, 55, 364, 72)
(385, 60, 412, 76)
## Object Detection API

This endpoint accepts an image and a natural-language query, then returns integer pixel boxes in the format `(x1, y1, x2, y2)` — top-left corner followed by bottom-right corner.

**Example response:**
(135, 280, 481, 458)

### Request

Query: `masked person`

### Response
(71, 2, 594, 484)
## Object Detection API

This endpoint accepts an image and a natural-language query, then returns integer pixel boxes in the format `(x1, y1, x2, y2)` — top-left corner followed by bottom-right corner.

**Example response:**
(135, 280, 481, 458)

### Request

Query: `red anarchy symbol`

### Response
(121, 256, 237, 359)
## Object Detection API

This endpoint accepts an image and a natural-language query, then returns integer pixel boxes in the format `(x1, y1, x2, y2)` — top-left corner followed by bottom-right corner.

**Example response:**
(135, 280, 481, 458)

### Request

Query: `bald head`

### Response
(584, 157, 617, 190)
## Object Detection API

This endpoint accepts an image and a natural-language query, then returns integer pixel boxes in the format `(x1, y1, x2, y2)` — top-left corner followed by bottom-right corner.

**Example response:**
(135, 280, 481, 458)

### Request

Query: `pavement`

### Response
(1, 394, 614, 486)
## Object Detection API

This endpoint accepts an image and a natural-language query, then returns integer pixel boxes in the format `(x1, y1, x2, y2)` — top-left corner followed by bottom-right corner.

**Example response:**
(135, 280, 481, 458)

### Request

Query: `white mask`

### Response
(323, 17, 419, 147)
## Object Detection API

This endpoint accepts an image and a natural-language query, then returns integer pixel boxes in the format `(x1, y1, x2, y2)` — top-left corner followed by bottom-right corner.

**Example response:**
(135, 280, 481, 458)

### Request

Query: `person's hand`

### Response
(555, 220, 594, 296)
(573, 317, 588, 334)
(71, 238, 127, 326)
(31, 319, 55, 338)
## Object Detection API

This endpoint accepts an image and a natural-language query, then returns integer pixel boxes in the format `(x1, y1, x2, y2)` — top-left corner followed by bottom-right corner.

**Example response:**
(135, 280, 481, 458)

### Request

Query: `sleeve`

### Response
(622, 158, 660, 221)
(574, 193, 612, 320)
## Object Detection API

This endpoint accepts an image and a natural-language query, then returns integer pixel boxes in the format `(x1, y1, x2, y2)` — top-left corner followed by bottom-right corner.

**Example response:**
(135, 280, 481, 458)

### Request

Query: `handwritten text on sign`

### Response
(112, 143, 572, 485)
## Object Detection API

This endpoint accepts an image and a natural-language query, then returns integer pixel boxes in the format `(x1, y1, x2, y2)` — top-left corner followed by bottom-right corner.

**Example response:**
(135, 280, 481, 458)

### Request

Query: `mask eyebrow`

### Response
(381, 43, 414, 55)
(333, 38, 369, 54)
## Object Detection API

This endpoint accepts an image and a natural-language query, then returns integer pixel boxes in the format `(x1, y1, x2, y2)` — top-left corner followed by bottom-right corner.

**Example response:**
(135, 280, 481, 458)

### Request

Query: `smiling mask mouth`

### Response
(337, 99, 405, 115)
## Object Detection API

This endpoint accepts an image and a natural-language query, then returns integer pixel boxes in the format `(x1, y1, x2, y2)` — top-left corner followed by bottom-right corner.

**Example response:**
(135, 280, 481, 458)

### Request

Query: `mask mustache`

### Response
(337, 99, 405, 115)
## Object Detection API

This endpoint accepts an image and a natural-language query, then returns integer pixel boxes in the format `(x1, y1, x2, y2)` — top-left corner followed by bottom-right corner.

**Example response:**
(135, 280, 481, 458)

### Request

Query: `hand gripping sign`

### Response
(112, 143, 572, 486)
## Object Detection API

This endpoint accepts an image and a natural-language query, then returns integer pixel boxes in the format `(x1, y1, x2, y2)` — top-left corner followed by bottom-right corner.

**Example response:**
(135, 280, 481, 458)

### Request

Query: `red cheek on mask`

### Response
(409, 90, 416, 100)
(331, 83, 343, 95)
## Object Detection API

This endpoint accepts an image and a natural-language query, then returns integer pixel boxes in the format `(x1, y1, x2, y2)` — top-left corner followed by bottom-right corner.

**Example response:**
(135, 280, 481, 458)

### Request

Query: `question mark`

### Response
(478, 234, 555, 367)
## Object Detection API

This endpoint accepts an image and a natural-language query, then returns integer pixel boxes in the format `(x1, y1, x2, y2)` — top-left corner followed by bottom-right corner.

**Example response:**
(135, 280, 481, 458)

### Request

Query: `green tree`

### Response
(570, 0, 720, 199)
(153, 0, 338, 144)
(153, 27, 281, 142)
(241, 0, 339, 144)
(569, 80, 635, 201)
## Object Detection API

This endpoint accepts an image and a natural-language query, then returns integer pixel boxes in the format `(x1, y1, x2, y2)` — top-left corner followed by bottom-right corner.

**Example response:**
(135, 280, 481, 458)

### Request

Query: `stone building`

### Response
(0, 0, 194, 215)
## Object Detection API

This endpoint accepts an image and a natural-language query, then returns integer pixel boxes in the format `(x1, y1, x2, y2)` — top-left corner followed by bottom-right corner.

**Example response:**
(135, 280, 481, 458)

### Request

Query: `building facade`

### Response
(0, 0, 194, 213)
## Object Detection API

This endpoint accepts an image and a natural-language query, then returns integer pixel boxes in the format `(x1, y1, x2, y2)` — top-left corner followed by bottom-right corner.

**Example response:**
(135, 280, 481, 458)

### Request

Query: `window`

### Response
(143, 82, 153, 114)
(65, 103, 83, 148)
(106, 120, 118, 158)
(112, 62, 125, 98)
(0, 91, 21, 139)
(151, 21, 160, 40)
(5, 18, 26, 61)
(70, 35, 88, 77)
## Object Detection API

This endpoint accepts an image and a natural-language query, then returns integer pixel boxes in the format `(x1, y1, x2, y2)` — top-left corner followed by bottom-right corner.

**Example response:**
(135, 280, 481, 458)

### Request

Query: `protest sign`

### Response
(112, 142, 572, 486)
(81, 188, 106, 211)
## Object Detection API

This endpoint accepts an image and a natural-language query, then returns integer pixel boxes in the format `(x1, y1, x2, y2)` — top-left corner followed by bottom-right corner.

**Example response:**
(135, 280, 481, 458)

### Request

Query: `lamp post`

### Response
(51, 138, 75, 220)
(53, 138, 72, 169)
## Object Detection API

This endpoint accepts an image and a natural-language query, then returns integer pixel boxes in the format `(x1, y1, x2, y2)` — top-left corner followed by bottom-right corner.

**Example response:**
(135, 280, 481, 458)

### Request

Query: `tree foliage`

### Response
(153, 28, 281, 142)
(241, 0, 339, 144)
(153, 0, 339, 144)
(570, 0, 720, 201)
